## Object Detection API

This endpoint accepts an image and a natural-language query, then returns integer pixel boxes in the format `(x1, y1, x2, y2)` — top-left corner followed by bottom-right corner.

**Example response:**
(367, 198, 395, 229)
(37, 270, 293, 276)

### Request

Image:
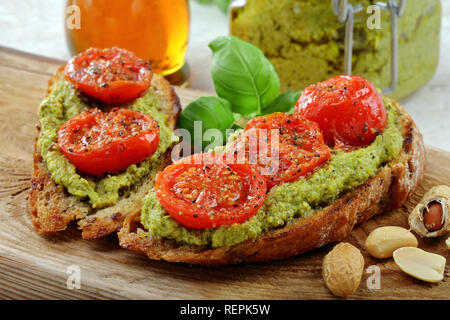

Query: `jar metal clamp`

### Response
(331, 0, 407, 94)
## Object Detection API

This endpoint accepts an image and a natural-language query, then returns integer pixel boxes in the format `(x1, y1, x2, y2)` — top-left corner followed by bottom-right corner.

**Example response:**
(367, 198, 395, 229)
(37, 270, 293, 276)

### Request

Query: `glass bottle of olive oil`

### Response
(65, 0, 190, 86)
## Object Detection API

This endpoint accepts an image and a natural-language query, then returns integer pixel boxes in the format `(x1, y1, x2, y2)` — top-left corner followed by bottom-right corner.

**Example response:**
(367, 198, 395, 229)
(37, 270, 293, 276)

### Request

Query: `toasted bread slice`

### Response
(29, 67, 181, 239)
(118, 101, 425, 265)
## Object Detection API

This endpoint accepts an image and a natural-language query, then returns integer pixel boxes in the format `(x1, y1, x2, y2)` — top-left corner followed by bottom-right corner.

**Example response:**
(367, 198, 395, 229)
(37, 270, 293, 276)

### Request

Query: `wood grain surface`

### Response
(0, 46, 449, 300)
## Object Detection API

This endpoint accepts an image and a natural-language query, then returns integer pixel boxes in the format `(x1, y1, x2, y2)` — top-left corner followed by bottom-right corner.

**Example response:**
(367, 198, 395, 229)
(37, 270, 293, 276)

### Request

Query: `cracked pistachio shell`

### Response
(409, 185, 450, 238)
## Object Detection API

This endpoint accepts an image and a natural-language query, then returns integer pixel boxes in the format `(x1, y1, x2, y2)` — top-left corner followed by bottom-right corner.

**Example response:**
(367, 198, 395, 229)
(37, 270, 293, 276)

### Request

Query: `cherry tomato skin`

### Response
(58, 108, 160, 176)
(295, 75, 387, 148)
(228, 112, 331, 189)
(155, 153, 267, 230)
(64, 47, 152, 104)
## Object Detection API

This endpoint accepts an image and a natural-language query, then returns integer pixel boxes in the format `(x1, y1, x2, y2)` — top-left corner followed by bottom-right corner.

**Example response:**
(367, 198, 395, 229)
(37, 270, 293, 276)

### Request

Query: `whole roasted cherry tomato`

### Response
(64, 47, 152, 104)
(58, 108, 160, 176)
(155, 153, 267, 229)
(228, 112, 331, 189)
(295, 75, 387, 148)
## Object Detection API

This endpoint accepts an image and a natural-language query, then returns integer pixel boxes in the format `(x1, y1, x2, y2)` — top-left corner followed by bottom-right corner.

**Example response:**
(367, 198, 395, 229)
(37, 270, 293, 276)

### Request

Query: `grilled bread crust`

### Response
(29, 67, 181, 239)
(118, 101, 425, 266)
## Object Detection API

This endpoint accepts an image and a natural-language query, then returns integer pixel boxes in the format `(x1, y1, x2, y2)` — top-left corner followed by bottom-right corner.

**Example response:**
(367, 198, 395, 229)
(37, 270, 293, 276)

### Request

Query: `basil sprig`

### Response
(261, 90, 302, 115)
(209, 36, 281, 116)
(177, 96, 234, 150)
(194, 0, 232, 13)
(177, 36, 301, 150)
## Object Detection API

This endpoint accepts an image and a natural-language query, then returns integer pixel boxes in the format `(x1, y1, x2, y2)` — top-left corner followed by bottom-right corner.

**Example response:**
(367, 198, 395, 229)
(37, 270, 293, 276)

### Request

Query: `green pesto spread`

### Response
(37, 79, 176, 208)
(230, 0, 441, 100)
(141, 98, 403, 248)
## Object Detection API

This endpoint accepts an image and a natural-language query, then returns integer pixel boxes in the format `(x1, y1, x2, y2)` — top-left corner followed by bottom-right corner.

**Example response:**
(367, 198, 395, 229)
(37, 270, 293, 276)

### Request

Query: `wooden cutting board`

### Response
(0, 46, 448, 300)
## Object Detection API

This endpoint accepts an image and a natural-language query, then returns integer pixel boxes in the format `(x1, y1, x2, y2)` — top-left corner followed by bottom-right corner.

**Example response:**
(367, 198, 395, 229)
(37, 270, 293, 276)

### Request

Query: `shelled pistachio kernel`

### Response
(393, 247, 446, 283)
(365, 226, 418, 259)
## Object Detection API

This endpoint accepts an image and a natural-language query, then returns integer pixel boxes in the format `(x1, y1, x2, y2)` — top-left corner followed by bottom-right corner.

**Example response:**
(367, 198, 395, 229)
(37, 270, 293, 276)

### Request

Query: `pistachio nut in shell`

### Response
(322, 242, 364, 298)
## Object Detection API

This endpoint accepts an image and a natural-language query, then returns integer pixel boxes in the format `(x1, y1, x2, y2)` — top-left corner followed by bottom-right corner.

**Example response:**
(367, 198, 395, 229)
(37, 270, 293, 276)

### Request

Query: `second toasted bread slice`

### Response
(29, 67, 181, 239)
(118, 100, 425, 265)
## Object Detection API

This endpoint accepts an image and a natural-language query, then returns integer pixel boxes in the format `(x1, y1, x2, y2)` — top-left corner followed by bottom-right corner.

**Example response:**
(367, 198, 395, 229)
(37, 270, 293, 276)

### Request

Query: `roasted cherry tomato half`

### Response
(64, 47, 152, 104)
(58, 108, 160, 176)
(295, 75, 387, 149)
(227, 112, 331, 189)
(155, 153, 267, 230)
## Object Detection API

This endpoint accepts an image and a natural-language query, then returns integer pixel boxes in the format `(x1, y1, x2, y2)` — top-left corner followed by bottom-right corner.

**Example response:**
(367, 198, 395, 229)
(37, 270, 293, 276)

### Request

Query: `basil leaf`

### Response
(177, 96, 234, 150)
(261, 90, 303, 115)
(213, 0, 231, 13)
(195, 0, 231, 13)
(209, 36, 280, 116)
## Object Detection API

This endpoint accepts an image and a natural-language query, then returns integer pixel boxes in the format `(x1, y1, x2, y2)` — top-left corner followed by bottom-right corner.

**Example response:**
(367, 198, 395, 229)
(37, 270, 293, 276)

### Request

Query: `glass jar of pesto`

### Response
(230, 0, 442, 100)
